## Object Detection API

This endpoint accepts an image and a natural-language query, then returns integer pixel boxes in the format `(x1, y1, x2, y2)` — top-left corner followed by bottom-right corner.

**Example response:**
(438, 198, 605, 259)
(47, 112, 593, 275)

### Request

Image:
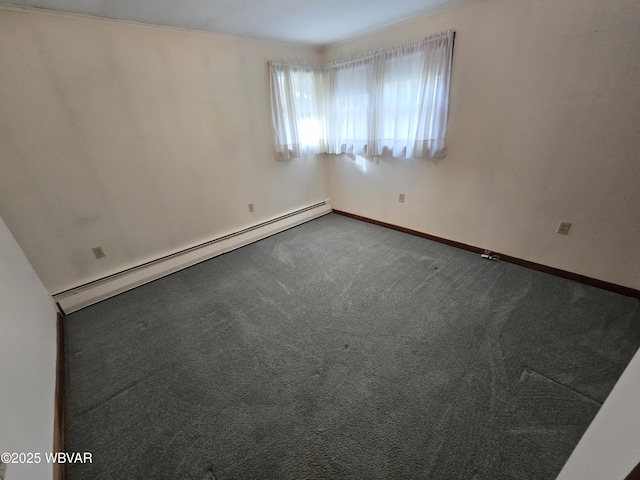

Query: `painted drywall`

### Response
(556, 347, 640, 479)
(321, 0, 640, 290)
(0, 6, 326, 293)
(0, 214, 57, 480)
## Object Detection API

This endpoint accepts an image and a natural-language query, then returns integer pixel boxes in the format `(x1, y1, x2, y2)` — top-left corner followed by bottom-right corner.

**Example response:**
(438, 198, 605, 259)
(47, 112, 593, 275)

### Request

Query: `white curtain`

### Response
(324, 58, 374, 156)
(269, 30, 454, 160)
(375, 32, 454, 158)
(269, 63, 325, 160)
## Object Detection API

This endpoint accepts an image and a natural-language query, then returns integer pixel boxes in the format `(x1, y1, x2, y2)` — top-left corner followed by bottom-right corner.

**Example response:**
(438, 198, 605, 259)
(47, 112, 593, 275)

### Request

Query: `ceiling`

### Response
(0, 0, 467, 45)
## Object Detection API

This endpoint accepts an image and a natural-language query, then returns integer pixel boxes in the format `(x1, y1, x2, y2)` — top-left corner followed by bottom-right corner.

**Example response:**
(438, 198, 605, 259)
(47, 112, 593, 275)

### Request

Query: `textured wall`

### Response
(322, 0, 640, 290)
(0, 7, 325, 292)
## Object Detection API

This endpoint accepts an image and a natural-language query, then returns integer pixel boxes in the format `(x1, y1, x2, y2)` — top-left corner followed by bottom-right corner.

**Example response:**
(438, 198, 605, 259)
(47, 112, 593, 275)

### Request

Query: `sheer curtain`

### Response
(374, 31, 454, 158)
(326, 30, 454, 159)
(324, 58, 374, 156)
(269, 30, 454, 160)
(269, 62, 325, 160)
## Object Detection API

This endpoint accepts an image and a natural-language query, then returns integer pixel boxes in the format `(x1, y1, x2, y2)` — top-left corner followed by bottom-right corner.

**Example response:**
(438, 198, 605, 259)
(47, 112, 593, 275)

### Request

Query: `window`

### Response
(269, 63, 325, 160)
(325, 59, 373, 156)
(269, 30, 454, 160)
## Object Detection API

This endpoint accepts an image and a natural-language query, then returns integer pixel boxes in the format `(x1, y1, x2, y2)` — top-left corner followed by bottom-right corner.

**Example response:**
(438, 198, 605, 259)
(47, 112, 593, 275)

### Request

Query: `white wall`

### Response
(322, 0, 640, 290)
(0, 214, 57, 480)
(0, 6, 326, 293)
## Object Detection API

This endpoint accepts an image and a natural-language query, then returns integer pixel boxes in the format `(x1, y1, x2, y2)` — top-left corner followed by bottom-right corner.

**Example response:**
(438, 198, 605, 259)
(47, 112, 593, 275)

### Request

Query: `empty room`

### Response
(1, 0, 640, 479)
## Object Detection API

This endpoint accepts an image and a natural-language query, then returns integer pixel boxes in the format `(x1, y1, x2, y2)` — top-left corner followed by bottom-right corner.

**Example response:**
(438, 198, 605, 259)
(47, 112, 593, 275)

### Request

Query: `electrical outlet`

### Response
(556, 221, 572, 235)
(92, 246, 106, 259)
(399, 193, 405, 203)
(248, 203, 254, 213)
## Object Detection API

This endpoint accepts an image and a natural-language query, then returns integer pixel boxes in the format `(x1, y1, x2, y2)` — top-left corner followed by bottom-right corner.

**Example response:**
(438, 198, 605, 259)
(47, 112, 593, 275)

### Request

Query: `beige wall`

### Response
(322, 0, 640, 290)
(0, 214, 57, 480)
(2, 1, 639, 293)
(0, 7, 325, 293)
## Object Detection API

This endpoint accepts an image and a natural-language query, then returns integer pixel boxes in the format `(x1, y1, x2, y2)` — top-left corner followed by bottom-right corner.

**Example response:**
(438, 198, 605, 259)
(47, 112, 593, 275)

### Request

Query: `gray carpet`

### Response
(64, 213, 640, 479)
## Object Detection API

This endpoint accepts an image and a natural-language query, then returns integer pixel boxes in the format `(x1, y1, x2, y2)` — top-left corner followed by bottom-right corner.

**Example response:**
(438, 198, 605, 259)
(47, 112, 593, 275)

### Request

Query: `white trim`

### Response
(556, 347, 640, 480)
(53, 201, 332, 314)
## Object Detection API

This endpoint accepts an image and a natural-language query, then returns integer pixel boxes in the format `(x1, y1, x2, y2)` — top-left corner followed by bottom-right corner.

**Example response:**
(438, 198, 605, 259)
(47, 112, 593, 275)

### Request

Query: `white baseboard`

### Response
(53, 200, 332, 314)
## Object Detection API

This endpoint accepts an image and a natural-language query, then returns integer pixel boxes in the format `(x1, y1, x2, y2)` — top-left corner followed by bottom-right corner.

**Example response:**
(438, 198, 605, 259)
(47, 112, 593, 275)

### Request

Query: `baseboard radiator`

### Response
(53, 200, 332, 314)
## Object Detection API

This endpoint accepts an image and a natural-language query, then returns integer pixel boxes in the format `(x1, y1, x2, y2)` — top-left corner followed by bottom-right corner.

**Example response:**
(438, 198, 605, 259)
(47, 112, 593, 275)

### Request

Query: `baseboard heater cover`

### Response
(53, 201, 332, 314)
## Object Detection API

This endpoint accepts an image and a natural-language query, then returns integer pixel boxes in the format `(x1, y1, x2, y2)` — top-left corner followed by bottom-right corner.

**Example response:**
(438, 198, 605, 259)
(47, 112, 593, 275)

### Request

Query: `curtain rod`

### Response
(324, 29, 455, 68)
(270, 29, 455, 70)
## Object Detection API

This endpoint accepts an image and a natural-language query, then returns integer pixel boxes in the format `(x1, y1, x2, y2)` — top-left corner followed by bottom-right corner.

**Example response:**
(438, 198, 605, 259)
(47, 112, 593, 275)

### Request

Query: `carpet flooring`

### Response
(64, 213, 640, 479)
